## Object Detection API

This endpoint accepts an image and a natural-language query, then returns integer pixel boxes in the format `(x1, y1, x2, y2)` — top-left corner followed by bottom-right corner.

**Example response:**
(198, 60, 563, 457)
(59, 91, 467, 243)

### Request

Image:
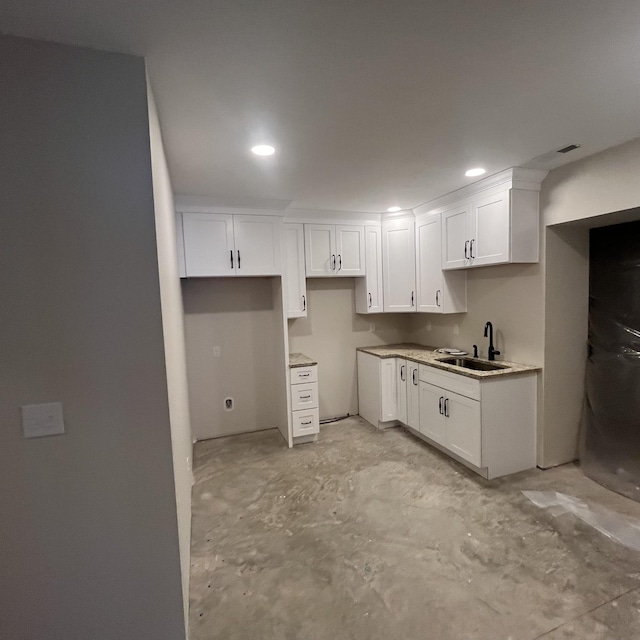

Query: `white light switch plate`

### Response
(22, 402, 65, 438)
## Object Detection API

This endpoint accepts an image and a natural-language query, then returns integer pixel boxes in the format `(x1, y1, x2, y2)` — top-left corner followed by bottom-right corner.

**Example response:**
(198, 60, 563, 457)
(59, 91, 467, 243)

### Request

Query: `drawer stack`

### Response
(290, 365, 319, 437)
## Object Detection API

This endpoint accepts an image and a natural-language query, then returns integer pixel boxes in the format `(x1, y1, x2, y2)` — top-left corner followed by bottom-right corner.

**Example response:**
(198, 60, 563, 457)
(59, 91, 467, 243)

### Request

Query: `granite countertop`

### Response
(357, 343, 540, 379)
(289, 352, 318, 368)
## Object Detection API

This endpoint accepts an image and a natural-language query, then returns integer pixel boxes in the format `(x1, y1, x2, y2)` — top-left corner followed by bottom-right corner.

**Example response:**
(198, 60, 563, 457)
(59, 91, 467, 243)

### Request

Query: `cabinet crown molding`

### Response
(413, 167, 548, 217)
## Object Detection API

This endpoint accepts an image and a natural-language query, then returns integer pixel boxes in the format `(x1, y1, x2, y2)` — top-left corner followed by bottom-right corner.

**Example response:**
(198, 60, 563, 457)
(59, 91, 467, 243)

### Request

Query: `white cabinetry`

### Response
(382, 217, 416, 312)
(290, 365, 319, 439)
(441, 186, 543, 270)
(357, 351, 398, 428)
(355, 226, 383, 314)
(407, 362, 420, 430)
(416, 214, 466, 313)
(396, 359, 408, 425)
(357, 349, 537, 479)
(283, 224, 307, 318)
(304, 224, 365, 277)
(180, 212, 282, 277)
(414, 167, 547, 271)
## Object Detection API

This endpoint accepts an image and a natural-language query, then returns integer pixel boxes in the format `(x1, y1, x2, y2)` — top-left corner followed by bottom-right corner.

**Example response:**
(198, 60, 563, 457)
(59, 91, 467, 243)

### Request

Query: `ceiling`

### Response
(2, 1, 640, 213)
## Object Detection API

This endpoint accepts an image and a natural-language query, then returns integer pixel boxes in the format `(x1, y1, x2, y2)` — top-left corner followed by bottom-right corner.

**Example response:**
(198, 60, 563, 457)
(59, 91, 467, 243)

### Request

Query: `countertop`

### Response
(289, 352, 318, 368)
(357, 343, 540, 379)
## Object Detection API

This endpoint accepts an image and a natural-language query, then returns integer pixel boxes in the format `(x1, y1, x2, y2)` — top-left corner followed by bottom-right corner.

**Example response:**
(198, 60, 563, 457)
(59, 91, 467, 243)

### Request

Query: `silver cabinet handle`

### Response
(368, 292, 372, 308)
(469, 239, 475, 259)
(464, 240, 469, 259)
(436, 289, 441, 307)
(400, 365, 405, 381)
(237, 249, 241, 268)
(300, 394, 311, 400)
(230, 250, 234, 269)
(444, 398, 449, 417)
(439, 396, 444, 414)
(331, 254, 336, 270)
(302, 294, 306, 311)
(338, 254, 342, 270)
(301, 420, 312, 426)
(411, 291, 415, 307)
(412, 368, 417, 385)
(299, 372, 310, 378)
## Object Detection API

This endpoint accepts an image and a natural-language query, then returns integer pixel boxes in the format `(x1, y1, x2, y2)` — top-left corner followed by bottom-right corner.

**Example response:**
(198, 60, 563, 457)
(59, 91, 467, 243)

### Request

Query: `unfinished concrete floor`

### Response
(190, 417, 640, 640)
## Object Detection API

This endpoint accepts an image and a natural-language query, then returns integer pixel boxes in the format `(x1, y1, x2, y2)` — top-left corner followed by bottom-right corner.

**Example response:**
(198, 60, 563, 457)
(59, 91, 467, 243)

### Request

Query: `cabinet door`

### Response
(416, 214, 443, 313)
(396, 359, 408, 425)
(305, 224, 335, 276)
(470, 190, 510, 267)
(444, 391, 481, 467)
(380, 358, 398, 422)
(233, 215, 282, 276)
(407, 364, 420, 429)
(283, 224, 307, 318)
(182, 212, 235, 277)
(441, 204, 470, 271)
(419, 382, 446, 446)
(382, 218, 416, 312)
(355, 226, 383, 313)
(335, 225, 365, 276)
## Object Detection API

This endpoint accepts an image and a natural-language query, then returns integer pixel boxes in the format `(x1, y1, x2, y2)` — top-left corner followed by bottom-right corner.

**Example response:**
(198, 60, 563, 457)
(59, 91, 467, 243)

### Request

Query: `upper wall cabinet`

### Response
(179, 212, 283, 278)
(382, 216, 416, 312)
(355, 225, 383, 314)
(414, 167, 548, 271)
(283, 223, 307, 318)
(304, 224, 365, 277)
(416, 214, 466, 314)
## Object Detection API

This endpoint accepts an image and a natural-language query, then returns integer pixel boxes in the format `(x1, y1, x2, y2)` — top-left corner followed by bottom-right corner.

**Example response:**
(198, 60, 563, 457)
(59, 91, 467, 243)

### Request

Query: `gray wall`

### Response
(183, 277, 286, 440)
(0, 36, 185, 639)
(148, 82, 193, 630)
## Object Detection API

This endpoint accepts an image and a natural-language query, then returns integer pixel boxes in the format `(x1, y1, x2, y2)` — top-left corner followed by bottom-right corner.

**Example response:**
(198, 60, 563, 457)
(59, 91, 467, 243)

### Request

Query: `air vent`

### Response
(557, 144, 581, 154)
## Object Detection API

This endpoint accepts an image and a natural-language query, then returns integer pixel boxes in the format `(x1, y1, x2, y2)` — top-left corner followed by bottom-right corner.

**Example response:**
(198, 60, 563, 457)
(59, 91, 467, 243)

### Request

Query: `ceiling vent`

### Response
(557, 144, 581, 154)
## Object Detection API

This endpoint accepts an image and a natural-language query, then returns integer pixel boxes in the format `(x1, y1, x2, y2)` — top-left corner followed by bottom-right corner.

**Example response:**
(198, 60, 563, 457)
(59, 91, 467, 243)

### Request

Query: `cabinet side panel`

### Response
(481, 374, 537, 478)
(357, 352, 381, 426)
(511, 189, 540, 263)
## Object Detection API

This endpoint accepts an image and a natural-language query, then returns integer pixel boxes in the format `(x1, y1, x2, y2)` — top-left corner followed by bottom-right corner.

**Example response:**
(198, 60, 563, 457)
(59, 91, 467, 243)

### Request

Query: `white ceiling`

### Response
(2, 1, 640, 213)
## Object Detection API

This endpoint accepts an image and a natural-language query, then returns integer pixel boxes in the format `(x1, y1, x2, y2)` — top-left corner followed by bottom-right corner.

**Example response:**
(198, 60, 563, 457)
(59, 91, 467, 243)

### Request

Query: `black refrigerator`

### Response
(583, 219, 640, 502)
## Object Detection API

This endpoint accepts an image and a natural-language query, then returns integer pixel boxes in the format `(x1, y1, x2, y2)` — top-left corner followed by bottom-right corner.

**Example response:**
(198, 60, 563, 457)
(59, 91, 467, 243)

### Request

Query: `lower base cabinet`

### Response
(290, 365, 320, 439)
(357, 350, 537, 479)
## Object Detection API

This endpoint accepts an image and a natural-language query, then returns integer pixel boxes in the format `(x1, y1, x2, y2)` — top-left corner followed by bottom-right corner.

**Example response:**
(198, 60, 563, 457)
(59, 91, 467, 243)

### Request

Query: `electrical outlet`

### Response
(224, 397, 234, 411)
(369, 322, 375, 332)
(426, 323, 432, 331)
(212, 346, 221, 357)
(453, 324, 460, 335)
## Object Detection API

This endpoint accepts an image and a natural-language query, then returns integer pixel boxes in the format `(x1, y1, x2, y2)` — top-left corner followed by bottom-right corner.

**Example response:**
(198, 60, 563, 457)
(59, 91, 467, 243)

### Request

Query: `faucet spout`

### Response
(484, 321, 501, 361)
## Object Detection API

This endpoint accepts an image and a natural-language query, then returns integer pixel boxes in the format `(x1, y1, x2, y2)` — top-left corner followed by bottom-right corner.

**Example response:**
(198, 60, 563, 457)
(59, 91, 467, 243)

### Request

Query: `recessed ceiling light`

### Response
(387, 206, 402, 212)
(465, 167, 486, 177)
(251, 144, 275, 156)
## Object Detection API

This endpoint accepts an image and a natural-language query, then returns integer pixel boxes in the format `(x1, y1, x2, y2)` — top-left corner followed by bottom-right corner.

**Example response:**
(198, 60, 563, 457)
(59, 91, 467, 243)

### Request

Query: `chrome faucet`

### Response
(484, 322, 501, 361)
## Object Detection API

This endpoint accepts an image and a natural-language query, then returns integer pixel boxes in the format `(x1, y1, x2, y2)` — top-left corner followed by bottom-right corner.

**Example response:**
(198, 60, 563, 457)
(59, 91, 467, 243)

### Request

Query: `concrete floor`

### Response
(190, 417, 640, 640)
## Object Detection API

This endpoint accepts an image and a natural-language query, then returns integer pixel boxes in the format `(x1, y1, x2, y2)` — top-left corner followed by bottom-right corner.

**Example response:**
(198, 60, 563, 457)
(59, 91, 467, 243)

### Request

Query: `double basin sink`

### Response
(437, 356, 509, 372)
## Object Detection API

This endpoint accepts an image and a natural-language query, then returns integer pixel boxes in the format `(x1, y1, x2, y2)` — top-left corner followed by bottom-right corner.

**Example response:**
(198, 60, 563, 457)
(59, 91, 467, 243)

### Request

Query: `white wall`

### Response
(147, 82, 193, 631)
(288, 279, 409, 419)
(183, 277, 286, 440)
(0, 36, 185, 640)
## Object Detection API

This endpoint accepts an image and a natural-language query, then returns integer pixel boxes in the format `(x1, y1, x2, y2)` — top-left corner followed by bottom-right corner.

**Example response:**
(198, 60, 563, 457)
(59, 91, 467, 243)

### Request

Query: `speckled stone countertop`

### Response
(289, 352, 318, 368)
(357, 343, 540, 379)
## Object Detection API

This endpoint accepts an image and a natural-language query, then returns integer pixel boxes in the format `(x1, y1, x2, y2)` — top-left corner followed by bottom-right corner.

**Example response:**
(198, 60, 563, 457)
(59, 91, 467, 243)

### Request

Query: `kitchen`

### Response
(3, 3, 640, 639)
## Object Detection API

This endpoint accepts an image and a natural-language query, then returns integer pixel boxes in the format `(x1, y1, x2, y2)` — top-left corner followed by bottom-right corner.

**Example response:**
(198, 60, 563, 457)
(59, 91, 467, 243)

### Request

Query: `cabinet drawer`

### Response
(291, 383, 318, 411)
(419, 365, 481, 401)
(291, 366, 318, 384)
(292, 408, 320, 437)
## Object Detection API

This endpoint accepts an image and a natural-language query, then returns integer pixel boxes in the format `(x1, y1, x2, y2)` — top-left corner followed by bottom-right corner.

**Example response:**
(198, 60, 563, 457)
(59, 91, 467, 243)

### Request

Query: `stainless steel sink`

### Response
(438, 357, 508, 372)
